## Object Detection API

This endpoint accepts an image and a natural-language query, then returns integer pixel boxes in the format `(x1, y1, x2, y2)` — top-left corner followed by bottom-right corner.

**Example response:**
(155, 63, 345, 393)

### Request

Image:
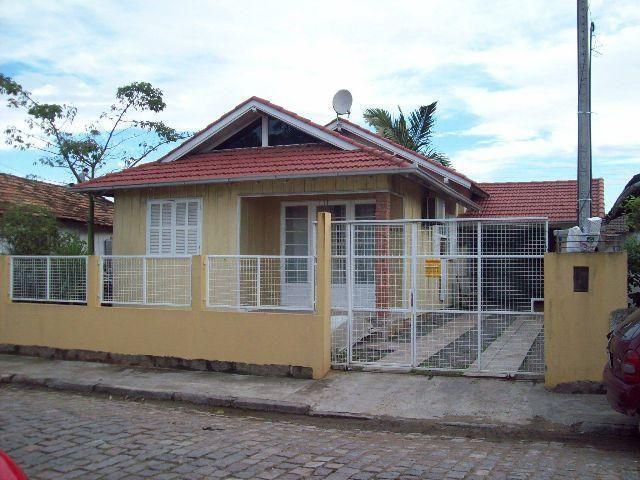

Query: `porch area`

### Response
(234, 192, 400, 311)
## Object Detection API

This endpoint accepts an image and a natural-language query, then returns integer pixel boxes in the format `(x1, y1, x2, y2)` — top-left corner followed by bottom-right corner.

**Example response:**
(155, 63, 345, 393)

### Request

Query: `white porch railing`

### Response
(9, 256, 88, 303)
(206, 255, 315, 311)
(100, 256, 192, 307)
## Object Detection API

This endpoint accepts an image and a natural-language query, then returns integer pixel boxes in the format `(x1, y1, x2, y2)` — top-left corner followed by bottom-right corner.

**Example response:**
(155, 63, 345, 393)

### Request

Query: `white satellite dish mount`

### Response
(332, 89, 353, 118)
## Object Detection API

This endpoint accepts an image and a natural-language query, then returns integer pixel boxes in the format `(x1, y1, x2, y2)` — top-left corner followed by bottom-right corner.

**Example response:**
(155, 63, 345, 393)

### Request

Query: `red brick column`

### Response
(375, 193, 391, 221)
(375, 194, 391, 314)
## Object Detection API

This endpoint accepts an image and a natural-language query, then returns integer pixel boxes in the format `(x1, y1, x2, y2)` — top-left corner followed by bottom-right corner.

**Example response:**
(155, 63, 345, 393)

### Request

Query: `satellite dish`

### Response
(332, 89, 353, 116)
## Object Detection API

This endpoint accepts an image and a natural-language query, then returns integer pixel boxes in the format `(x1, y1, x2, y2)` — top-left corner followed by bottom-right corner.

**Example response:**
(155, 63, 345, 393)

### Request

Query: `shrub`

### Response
(0, 204, 59, 255)
(624, 236, 640, 307)
(624, 196, 640, 231)
(623, 196, 640, 306)
(53, 231, 88, 255)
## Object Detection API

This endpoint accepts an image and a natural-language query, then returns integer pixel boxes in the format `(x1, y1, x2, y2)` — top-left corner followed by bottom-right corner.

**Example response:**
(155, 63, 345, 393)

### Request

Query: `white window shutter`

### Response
(175, 202, 187, 255)
(160, 202, 173, 254)
(186, 201, 200, 254)
(148, 203, 161, 254)
(147, 199, 201, 256)
(187, 201, 199, 227)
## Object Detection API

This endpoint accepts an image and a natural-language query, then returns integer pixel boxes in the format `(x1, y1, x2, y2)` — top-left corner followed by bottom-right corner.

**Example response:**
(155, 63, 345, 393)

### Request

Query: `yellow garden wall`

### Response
(544, 252, 628, 387)
(0, 214, 333, 379)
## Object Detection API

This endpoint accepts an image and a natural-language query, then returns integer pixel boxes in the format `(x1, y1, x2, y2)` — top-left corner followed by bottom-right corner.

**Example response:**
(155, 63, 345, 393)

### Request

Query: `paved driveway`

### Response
(0, 386, 638, 479)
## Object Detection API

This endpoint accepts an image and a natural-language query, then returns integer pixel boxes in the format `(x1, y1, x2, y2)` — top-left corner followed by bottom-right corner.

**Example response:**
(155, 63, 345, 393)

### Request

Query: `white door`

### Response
(351, 204, 377, 309)
(280, 201, 377, 310)
(281, 205, 312, 308)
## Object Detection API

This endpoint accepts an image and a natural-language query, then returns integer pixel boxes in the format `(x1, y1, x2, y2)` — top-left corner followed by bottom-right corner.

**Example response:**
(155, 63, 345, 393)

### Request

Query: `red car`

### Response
(604, 308, 640, 417)
(0, 451, 28, 480)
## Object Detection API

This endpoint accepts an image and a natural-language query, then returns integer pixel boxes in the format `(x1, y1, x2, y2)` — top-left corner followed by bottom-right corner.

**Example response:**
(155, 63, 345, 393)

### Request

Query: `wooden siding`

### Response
(112, 174, 467, 256)
(113, 175, 392, 255)
(391, 175, 424, 219)
(240, 197, 280, 255)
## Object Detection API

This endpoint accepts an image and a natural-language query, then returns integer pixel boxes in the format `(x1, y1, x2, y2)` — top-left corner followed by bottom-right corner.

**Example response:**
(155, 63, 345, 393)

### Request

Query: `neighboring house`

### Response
(0, 173, 113, 255)
(462, 179, 605, 250)
(604, 173, 640, 305)
(604, 173, 640, 242)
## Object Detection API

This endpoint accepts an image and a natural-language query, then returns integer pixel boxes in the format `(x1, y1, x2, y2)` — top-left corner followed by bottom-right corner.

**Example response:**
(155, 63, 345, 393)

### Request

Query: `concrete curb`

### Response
(5, 373, 311, 416)
(3, 373, 637, 441)
(173, 391, 234, 407)
(235, 397, 310, 415)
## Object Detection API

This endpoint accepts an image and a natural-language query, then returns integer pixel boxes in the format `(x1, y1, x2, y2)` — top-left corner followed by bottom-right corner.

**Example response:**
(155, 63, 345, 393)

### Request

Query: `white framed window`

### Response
(146, 198, 202, 255)
(423, 197, 446, 219)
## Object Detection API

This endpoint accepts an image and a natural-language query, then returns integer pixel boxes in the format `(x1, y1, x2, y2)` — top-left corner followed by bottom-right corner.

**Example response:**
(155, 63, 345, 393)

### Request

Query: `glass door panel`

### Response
(353, 204, 376, 308)
(282, 205, 310, 308)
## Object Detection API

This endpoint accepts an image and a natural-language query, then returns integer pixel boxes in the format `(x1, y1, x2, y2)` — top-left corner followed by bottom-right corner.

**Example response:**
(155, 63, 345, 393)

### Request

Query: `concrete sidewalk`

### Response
(0, 354, 637, 440)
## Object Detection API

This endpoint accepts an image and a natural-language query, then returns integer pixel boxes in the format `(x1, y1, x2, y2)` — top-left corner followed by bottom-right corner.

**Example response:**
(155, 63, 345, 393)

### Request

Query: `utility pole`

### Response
(577, 0, 592, 229)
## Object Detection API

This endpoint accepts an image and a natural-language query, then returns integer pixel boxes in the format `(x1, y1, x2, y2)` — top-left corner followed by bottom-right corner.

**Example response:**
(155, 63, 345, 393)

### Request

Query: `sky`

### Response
(0, 0, 638, 209)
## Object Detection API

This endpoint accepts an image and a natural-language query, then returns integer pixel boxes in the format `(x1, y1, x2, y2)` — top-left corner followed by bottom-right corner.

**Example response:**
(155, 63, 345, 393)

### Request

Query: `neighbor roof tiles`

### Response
(0, 173, 113, 226)
(462, 179, 605, 222)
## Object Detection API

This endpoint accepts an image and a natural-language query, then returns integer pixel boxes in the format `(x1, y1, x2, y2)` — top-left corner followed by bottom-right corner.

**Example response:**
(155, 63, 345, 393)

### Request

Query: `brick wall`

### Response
(374, 193, 391, 315)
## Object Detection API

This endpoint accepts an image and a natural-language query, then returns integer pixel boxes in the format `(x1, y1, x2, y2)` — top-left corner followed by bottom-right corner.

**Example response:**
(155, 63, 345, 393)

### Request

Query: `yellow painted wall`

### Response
(391, 176, 423, 219)
(389, 175, 463, 220)
(0, 214, 334, 379)
(240, 197, 280, 255)
(113, 175, 392, 255)
(544, 252, 628, 387)
(112, 174, 461, 256)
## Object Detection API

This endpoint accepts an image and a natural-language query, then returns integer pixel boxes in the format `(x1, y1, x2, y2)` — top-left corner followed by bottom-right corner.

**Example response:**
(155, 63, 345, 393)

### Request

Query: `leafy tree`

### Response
(625, 237, 640, 307)
(624, 196, 640, 231)
(363, 102, 450, 166)
(622, 196, 640, 306)
(53, 231, 88, 255)
(0, 204, 59, 255)
(0, 74, 189, 254)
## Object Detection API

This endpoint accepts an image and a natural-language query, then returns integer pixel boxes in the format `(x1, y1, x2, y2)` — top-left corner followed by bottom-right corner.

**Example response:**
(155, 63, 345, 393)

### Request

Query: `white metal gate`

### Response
(330, 218, 547, 377)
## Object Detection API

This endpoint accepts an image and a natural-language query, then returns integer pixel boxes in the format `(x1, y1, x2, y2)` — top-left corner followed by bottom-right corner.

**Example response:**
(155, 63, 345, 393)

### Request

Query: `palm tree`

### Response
(363, 101, 450, 167)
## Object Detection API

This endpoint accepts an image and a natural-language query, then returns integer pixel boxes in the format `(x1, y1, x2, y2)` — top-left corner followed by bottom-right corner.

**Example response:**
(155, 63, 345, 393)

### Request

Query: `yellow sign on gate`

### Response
(424, 259, 441, 277)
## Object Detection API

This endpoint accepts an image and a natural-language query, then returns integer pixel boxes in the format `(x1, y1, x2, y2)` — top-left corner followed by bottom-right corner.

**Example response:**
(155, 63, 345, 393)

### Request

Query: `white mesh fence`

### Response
(10, 256, 88, 303)
(207, 255, 314, 311)
(330, 219, 547, 376)
(100, 256, 192, 306)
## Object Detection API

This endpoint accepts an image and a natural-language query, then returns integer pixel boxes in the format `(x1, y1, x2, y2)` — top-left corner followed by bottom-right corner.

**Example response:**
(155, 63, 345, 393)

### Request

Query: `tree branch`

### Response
(127, 138, 175, 167)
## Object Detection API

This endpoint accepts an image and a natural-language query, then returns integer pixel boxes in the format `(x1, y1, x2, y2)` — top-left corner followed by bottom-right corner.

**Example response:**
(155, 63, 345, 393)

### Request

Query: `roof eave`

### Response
(72, 167, 417, 194)
(410, 167, 480, 211)
(327, 118, 478, 191)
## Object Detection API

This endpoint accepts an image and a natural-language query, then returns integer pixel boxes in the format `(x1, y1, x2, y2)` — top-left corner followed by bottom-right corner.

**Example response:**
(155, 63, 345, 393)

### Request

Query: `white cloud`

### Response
(0, 0, 638, 208)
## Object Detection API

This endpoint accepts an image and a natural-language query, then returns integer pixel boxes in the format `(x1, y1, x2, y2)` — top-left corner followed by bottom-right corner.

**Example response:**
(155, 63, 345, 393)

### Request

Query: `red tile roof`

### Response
(74, 144, 413, 191)
(0, 173, 113, 226)
(462, 178, 605, 222)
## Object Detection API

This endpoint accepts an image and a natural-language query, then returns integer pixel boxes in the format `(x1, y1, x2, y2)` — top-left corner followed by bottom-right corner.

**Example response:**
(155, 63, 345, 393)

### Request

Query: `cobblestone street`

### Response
(0, 386, 638, 480)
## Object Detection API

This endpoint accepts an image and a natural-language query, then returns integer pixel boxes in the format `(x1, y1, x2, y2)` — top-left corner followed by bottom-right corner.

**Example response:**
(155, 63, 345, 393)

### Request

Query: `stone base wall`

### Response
(0, 343, 313, 379)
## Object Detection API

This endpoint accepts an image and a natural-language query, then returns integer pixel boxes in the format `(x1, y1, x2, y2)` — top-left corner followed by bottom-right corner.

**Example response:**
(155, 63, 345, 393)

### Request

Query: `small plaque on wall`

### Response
(573, 266, 589, 292)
